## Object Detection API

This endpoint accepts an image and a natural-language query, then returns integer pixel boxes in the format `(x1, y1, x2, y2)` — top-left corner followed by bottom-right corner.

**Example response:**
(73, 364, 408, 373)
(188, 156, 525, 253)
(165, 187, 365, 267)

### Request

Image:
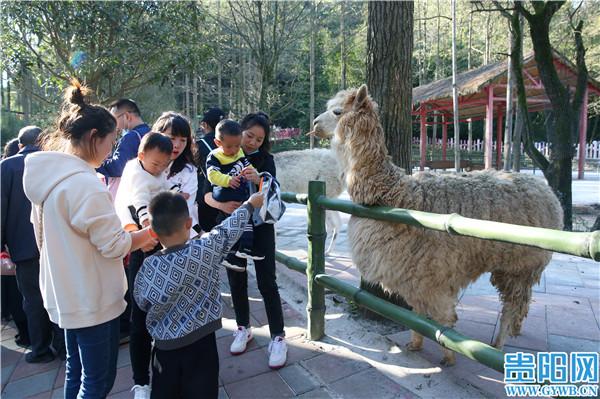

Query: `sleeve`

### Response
(70, 191, 132, 259)
(133, 257, 154, 312)
(129, 170, 152, 225)
(260, 154, 277, 178)
(96, 132, 140, 178)
(176, 166, 198, 210)
(206, 154, 231, 187)
(0, 161, 11, 249)
(201, 203, 253, 257)
(242, 156, 253, 170)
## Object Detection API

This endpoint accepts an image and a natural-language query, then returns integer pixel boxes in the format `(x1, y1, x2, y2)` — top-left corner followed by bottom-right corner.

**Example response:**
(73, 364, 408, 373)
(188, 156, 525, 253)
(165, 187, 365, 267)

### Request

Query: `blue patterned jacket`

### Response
(133, 204, 252, 350)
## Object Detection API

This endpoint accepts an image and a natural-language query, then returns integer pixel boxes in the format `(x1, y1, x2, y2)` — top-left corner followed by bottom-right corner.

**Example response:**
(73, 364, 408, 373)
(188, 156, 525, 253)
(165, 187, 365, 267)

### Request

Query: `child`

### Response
(152, 112, 200, 238)
(133, 191, 263, 399)
(114, 132, 175, 231)
(113, 131, 175, 398)
(206, 119, 262, 272)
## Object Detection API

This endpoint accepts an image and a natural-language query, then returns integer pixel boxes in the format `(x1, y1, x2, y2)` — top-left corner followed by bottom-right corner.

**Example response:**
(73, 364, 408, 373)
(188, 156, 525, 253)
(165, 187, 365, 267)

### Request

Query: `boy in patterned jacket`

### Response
(133, 191, 263, 398)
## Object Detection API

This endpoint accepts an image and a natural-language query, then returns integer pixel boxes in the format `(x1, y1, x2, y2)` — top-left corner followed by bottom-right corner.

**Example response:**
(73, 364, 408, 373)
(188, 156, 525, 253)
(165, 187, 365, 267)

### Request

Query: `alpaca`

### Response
(274, 148, 343, 254)
(317, 85, 563, 366)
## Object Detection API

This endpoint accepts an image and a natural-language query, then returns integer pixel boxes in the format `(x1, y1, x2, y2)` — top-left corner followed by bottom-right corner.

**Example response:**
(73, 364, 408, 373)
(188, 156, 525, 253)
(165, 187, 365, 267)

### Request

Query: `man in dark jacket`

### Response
(1, 126, 64, 363)
(97, 98, 150, 184)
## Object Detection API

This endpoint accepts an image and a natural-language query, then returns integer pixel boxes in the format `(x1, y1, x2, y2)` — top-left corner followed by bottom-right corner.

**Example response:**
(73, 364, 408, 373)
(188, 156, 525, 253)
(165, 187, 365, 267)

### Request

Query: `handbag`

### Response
(0, 252, 16, 276)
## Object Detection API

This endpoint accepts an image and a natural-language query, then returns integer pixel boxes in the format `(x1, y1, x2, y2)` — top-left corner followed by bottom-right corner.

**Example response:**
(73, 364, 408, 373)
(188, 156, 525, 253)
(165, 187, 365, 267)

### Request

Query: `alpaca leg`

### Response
(407, 330, 424, 352)
(324, 211, 341, 255)
(491, 270, 540, 349)
(428, 299, 459, 366)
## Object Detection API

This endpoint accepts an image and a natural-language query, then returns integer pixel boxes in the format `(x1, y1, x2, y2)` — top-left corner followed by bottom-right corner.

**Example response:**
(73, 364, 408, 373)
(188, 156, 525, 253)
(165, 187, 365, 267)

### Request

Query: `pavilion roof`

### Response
(412, 49, 600, 119)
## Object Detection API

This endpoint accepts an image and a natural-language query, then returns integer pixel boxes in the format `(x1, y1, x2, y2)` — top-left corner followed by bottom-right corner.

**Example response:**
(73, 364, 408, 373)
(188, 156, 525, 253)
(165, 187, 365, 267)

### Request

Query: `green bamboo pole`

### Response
(307, 181, 326, 340)
(281, 192, 308, 205)
(275, 250, 307, 274)
(316, 196, 600, 261)
(314, 274, 505, 373)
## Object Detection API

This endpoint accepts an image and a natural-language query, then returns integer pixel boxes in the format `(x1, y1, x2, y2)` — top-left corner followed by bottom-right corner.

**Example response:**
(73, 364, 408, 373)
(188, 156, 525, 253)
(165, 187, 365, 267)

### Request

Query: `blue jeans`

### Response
(64, 317, 120, 399)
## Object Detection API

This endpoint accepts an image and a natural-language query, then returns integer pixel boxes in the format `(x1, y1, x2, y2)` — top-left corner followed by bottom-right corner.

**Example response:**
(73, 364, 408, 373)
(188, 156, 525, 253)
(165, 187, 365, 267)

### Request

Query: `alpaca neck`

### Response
(346, 149, 397, 205)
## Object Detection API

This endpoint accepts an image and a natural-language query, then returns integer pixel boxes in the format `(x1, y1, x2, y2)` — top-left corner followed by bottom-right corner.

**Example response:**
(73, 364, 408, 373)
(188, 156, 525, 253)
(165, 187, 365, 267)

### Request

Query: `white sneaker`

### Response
(230, 326, 252, 355)
(268, 336, 287, 369)
(131, 384, 151, 399)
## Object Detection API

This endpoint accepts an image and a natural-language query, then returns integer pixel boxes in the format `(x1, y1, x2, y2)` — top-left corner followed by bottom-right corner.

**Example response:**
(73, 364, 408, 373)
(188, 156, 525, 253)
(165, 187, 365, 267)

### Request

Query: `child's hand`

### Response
(247, 192, 264, 209)
(242, 167, 260, 184)
(229, 175, 241, 189)
(142, 219, 150, 228)
(220, 201, 242, 214)
(180, 192, 190, 200)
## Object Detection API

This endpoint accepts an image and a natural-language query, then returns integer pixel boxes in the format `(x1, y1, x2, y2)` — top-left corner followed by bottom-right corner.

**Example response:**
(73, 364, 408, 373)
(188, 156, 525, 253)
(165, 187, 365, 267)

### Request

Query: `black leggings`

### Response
(128, 249, 154, 386)
(226, 223, 285, 337)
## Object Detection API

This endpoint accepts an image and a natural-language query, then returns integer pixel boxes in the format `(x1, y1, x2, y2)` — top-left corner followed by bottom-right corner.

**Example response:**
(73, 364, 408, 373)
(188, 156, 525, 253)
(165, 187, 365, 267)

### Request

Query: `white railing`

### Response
(412, 138, 600, 160)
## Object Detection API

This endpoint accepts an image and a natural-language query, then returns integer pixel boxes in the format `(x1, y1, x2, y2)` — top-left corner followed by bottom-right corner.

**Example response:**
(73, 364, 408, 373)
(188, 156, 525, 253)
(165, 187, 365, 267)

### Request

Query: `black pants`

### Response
(226, 223, 285, 337)
(128, 249, 153, 386)
(2, 275, 28, 337)
(15, 258, 63, 356)
(151, 333, 219, 399)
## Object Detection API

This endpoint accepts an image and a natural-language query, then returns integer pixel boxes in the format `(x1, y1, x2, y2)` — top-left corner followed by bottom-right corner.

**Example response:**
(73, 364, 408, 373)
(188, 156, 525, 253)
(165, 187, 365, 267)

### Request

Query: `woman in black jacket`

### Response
(202, 112, 287, 369)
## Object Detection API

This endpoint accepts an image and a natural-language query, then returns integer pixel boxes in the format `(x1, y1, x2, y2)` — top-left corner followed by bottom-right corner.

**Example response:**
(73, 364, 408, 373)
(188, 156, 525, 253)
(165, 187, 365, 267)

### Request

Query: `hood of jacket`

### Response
(24, 151, 95, 205)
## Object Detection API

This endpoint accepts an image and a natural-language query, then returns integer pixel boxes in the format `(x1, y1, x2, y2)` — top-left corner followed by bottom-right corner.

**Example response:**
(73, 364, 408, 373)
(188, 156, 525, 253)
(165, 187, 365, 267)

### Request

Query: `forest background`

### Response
(1, 0, 599, 151)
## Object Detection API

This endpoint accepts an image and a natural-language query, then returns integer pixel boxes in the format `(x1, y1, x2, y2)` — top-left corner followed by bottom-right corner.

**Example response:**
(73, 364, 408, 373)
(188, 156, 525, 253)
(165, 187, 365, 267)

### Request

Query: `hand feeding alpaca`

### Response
(274, 149, 343, 255)
(320, 85, 562, 366)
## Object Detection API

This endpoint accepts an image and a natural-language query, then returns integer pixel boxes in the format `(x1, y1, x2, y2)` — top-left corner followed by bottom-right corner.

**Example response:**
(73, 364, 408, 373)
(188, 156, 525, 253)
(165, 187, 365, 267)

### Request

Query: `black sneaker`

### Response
(14, 334, 31, 349)
(222, 255, 246, 272)
(25, 351, 55, 364)
(235, 248, 265, 261)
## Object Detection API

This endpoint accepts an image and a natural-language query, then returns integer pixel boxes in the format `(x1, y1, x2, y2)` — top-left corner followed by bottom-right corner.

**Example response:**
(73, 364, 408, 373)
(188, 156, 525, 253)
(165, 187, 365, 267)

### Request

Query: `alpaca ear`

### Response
(353, 85, 369, 111)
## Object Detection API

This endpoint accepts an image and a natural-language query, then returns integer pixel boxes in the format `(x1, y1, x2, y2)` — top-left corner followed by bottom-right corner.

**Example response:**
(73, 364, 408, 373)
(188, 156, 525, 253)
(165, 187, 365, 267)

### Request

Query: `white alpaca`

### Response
(316, 85, 563, 366)
(274, 149, 343, 254)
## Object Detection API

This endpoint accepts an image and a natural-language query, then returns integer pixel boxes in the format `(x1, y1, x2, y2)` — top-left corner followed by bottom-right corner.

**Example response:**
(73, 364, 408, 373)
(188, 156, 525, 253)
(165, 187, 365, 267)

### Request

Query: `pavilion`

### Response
(411, 50, 600, 179)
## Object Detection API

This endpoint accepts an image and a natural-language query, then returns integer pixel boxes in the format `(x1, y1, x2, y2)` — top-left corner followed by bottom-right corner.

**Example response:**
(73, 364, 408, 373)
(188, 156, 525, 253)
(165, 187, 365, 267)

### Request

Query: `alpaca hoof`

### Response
(440, 356, 456, 367)
(407, 342, 423, 352)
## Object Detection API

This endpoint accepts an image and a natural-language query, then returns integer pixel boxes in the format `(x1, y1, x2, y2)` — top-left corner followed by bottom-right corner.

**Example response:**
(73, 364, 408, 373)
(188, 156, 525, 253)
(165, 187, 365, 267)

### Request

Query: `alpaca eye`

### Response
(333, 109, 342, 116)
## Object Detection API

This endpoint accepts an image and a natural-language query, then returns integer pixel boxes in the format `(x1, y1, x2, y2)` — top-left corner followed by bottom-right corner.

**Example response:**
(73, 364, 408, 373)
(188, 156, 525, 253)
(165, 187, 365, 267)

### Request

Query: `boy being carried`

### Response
(114, 132, 177, 231)
(133, 191, 263, 398)
(206, 119, 263, 272)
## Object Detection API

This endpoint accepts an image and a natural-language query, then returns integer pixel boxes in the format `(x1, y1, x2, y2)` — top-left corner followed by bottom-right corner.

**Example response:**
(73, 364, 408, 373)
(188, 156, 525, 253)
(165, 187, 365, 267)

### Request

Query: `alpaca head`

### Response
(311, 87, 363, 139)
(326, 85, 388, 171)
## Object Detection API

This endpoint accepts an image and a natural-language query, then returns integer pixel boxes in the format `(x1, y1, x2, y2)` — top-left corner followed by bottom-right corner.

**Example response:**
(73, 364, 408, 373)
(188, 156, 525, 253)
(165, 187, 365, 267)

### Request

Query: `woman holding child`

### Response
(23, 80, 157, 398)
(203, 112, 287, 369)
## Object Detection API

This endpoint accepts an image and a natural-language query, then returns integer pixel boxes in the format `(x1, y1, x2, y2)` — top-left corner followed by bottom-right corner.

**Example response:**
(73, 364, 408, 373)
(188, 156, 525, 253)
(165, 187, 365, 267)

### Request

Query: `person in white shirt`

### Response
(152, 112, 200, 238)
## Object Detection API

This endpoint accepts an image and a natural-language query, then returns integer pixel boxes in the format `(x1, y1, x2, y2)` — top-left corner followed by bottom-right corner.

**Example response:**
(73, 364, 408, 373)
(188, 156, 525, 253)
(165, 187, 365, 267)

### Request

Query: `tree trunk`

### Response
(363, 0, 413, 314)
(192, 74, 198, 127)
(503, 20, 514, 171)
(451, 0, 460, 171)
(511, 14, 524, 172)
(521, 4, 584, 230)
(184, 74, 190, 118)
(467, 4, 473, 153)
(366, 0, 413, 171)
(340, 1, 347, 90)
(309, 0, 316, 149)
